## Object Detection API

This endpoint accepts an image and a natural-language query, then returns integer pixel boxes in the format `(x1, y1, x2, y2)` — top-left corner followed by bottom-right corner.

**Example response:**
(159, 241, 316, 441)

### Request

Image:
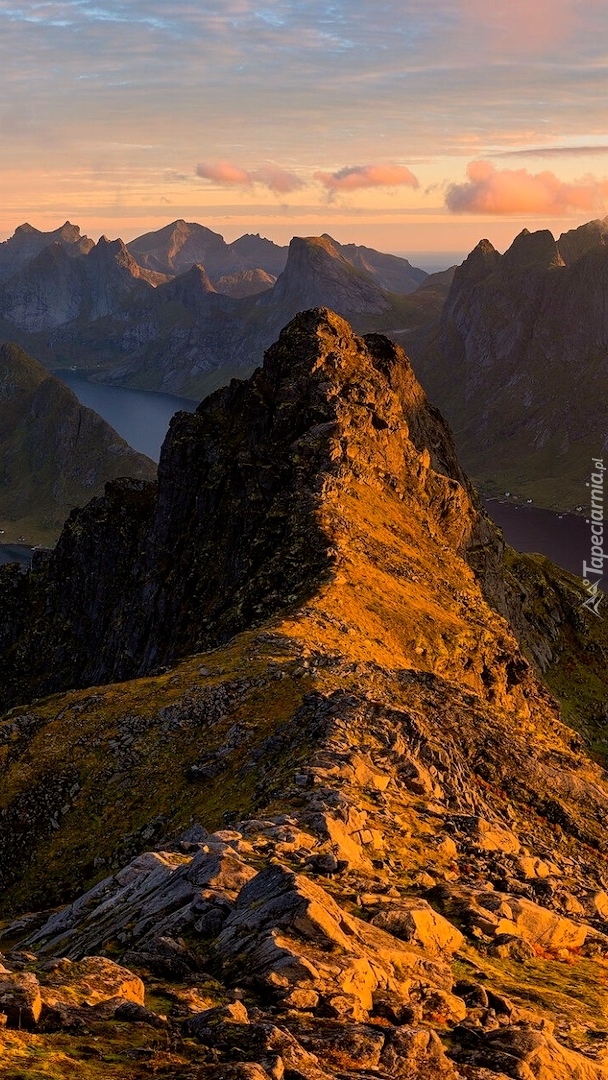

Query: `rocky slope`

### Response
(0, 310, 607, 1078)
(407, 220, 608, 511)
(0, 342, 156, 544)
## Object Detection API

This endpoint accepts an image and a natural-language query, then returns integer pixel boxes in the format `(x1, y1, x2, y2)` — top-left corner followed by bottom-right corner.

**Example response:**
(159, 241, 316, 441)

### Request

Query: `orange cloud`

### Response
(314, 164, 419, 194)
(195, 160, 302, 194)
(446, 160, 608, 215)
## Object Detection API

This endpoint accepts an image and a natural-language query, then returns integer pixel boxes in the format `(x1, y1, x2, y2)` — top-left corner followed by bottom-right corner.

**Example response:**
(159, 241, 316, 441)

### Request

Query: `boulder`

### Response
(474, 819, 521, 855)
(372, 898, 464, 955)
(508, 898, 587, 951)
(381, 1025, 460, 1078)
(0, 971, 42, 1030)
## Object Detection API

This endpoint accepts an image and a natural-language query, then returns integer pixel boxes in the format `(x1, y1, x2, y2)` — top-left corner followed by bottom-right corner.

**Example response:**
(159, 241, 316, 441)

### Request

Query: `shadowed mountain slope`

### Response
(0, 342, 156, 544)
(407, 225, 608, 511)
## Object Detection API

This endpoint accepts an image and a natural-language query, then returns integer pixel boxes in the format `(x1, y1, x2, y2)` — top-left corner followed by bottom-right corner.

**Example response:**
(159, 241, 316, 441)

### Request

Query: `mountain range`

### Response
(1, 214, 607, 517)
(0, 220, 448, 398)
(407, 216, 608, 511)
(0, 310, 607, 1079)
(0, 342, 155, 545)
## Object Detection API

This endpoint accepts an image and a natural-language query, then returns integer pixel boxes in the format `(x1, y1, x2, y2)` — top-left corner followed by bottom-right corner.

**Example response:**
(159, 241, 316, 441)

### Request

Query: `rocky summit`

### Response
(1, 309, 608, 1079)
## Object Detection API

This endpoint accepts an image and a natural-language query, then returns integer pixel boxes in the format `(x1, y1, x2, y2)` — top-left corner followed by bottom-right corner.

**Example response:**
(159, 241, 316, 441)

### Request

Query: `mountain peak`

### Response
(503, 227, 564, 270)
(159, 261, 218, 305)
(265, 236, 392, 317)
(0, 308, 503, 705)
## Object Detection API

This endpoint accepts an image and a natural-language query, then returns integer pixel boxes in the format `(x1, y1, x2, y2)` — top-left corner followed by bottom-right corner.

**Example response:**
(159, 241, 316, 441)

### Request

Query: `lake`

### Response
(484, 499, 604, 587)
(0, 544, 33, 568)
(57, 372, 197, 462)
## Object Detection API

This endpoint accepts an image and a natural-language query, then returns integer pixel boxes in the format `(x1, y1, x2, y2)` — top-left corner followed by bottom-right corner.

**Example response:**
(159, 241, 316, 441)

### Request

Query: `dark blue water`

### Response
(0, 544, 32, 568)
(485, 499, 604, 587)
(56, 372, 197, 462)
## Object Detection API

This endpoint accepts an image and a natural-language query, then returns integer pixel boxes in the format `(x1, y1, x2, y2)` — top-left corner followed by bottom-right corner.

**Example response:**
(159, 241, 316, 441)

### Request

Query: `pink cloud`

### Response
(446, 160, 608, 215)
(195, 161, 251, 185)
(314, 164, 419, 194)
(249, 165, 303, 194)
(195, 160, 302, 194)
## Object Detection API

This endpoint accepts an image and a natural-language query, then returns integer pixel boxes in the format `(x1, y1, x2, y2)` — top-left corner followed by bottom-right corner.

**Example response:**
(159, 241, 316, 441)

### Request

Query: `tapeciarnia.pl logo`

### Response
(582, 457, 605, 619)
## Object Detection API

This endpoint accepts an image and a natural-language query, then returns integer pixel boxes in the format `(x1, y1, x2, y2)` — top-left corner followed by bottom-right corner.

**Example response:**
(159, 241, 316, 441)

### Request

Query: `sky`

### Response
(1, 0, 608, 261)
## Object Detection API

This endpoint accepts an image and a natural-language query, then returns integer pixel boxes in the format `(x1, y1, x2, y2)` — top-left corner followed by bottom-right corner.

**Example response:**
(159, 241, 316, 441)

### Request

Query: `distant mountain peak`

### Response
(503, 227, 564, 270)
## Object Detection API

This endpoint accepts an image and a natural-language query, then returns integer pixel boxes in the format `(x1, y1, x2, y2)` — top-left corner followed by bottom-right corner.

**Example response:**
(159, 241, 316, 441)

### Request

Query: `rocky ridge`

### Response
(0, 311, 607, 1077)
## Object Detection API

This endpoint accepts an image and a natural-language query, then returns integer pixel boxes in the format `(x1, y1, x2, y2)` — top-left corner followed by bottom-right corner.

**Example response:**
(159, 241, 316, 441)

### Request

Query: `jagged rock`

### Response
(428, 884, 588, 953)
(471, 819, 521, 855)
(186, 1019, 331, 1079)
(515, 857, 558, 880)
(305, 811, 371, 870)
(112, 1000, 167, 1025)
(25, 847, 256, 958)
(185, 1000, 250, 1035)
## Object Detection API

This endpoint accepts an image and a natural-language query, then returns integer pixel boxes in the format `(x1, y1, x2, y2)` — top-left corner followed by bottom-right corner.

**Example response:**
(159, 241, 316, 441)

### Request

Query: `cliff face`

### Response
(409, 226, 608, 510)
(1, 311, 608, 1079)
(0, 237, 164, 333)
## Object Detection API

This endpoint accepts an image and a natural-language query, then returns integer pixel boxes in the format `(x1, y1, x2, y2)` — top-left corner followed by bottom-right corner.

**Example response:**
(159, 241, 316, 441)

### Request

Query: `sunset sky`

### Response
(1, 0, 608, 262)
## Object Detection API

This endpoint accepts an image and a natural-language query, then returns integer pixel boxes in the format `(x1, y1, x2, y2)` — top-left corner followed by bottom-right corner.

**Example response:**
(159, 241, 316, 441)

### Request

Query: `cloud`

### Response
(195, 160, 303, 194)
(496, 145, 608, 159)
(249, 165, 304, 194)
(446, 160, 608, 215)
(314, 164, 419, 194)
(195, 161, 251, 186)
